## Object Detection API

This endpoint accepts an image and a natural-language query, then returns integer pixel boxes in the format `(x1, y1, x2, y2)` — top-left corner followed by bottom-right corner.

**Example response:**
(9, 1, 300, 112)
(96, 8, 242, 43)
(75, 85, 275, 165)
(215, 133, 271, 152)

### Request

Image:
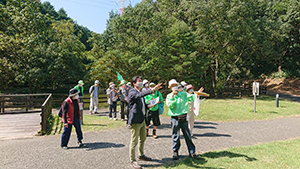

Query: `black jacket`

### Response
(127, 88, 151, 125)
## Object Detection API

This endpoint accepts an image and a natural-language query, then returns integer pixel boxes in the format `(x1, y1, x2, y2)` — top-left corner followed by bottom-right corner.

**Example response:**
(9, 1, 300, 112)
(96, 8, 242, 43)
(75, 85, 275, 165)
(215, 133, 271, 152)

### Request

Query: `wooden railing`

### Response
(41, 94, 52, 134)
(0, 93, 51, 113)
(221, 83, 267, 97)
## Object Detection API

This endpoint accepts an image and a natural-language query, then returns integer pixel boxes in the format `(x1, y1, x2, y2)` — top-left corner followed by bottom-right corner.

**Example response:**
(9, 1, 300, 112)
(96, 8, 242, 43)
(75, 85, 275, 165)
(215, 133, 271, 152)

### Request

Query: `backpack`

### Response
(58, 101, 65, 117)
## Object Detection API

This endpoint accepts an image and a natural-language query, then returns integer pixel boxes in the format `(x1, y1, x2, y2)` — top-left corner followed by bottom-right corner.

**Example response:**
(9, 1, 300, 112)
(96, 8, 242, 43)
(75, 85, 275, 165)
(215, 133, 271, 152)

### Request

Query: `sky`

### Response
(40, 0, 142, 34)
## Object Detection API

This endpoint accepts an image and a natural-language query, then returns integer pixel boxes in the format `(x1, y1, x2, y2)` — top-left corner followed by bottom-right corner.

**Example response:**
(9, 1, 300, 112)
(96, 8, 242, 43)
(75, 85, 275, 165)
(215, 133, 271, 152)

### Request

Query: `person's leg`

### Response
(73, 117, 83, 141)
(129, 123, 140, 162)
(109, 104, 113, 118)
(180, 121, 195, 154)
(126, 103, 129, 119)
(145, 111, 151, 136)
(152, 110, 160, 139)
(188, 110, 195, 135)
(121, 101, 125, 120)
(94, 97, 98, 113)
(138, 121, 146, 157)
(171, 118, 181, 152)
(89, 97, 93, 114)
(113, 101, 117, 119)
(61, 123, 72, 147)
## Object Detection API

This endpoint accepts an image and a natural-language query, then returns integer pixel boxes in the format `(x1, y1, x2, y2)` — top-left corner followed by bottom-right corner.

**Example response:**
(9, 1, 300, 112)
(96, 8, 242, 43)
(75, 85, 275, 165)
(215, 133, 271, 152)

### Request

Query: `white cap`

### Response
(181, 81, 187, 86)
(95, 80, 99, 84)
(168, 79, 178, 88)
(143, 79, 149, 85)
(149, 82, 155, 87)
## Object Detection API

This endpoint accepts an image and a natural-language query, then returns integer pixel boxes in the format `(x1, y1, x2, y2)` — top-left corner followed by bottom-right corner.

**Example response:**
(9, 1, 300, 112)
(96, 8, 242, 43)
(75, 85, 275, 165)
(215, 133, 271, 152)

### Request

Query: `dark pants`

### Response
(61, 117, 83, 147)
(109, 101, 117, 118)
(171, 117, 195, 154)
(121, 101, 129, 120)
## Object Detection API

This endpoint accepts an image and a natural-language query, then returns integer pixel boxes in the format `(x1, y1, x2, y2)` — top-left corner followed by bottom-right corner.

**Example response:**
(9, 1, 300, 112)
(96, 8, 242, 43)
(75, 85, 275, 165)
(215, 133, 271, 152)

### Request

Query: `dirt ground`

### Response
(262, 77, 300, 96)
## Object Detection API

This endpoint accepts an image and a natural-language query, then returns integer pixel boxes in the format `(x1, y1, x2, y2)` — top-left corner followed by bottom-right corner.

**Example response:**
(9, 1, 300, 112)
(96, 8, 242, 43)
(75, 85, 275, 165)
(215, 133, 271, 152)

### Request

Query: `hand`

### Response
(148, 104, 154, 108)
(198, 87, 204, 93)
(64, 123, 68, 128)
(172, 90, 178, 97)
(151, 83, 163, 92)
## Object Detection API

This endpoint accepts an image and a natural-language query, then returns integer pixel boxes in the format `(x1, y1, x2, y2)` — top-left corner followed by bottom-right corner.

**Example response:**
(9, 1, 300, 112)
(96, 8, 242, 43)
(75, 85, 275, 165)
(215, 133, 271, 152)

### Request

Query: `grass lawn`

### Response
(49, 114, 126, 135)
(162, 95, 300, 122)
(162, 138, 300, 169)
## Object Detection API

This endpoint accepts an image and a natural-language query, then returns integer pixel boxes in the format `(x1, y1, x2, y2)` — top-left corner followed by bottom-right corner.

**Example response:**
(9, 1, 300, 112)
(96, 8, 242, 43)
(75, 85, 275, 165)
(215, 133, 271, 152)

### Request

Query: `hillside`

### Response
(263, 78, 300, 96)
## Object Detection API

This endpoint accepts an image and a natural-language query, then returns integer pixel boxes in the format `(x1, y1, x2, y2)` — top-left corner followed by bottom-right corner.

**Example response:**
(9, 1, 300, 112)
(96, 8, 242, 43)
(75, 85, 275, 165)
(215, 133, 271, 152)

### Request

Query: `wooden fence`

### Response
(0, 93, 50, 113)
(0, 93, 53, 135)
(221, 83, 267, 97)
(41, 94, 52, 133)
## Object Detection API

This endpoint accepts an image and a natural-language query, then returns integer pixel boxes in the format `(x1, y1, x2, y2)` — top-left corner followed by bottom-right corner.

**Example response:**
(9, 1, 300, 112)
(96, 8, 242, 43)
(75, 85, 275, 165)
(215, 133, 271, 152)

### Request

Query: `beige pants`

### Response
(129, 120, 146, 162)
(188, 102, 195, 134)
(89, 97, 98, 112)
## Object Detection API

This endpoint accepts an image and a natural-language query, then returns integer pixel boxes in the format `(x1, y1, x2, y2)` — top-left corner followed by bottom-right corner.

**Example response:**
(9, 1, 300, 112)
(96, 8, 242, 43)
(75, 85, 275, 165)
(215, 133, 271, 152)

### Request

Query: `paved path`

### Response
(1, 111, 300, 169)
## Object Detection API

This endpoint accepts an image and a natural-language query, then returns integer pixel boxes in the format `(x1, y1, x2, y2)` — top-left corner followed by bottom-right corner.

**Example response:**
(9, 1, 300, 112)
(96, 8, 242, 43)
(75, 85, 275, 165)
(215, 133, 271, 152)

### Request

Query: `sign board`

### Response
(252, 82, 259, 96)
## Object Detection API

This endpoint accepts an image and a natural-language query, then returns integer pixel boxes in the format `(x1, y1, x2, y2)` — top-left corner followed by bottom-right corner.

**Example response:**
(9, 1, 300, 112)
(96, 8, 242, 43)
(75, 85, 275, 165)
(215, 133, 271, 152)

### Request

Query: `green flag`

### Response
(116, 71, 124, 81)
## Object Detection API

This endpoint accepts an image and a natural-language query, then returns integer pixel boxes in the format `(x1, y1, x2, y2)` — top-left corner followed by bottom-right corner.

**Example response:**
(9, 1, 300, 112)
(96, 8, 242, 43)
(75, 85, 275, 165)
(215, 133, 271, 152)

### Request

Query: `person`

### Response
(144, 82, 163, 139)
(61, 88, 84, 149)
(107, 82, 118, 120)
(141, 79, 151, 92)
(186, 84, 196, 136)
(127, 82, 132, 89)
(178, 84, 184, 92)
(74, 80, 84, 102)
(89, 80, 100, 114)
(128, 76, 162, 169)
(119, 80, 129, 121)
(180, 81, 187, 91)
(166, 79, 200, 160)
(74, 80, 84, 124)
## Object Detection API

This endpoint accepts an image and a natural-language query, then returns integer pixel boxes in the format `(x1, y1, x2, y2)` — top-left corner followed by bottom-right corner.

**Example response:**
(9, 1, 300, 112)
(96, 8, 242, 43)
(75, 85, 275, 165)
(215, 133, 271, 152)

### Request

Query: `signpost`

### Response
(253, 82, 259, 113)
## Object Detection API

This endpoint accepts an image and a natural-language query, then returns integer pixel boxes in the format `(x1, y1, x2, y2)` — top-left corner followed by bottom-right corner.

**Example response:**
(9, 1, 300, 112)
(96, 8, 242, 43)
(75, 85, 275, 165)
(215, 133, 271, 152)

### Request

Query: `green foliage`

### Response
(1, 0, 299, 93)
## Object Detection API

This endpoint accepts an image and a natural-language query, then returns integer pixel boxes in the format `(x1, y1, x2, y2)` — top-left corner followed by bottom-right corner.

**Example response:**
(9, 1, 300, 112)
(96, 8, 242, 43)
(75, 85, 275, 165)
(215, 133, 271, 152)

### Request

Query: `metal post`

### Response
(276, 94, 279, 107)
(254, 94, 256, 113)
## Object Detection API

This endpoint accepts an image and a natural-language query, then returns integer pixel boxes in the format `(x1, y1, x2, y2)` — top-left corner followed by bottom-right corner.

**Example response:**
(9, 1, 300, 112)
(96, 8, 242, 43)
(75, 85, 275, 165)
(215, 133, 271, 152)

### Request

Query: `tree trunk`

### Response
(210, 58, 218, 96)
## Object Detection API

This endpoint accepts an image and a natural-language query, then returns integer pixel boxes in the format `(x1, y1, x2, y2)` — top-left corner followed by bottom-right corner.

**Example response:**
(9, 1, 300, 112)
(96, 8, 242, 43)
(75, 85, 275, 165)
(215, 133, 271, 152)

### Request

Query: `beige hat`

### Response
(168, 79, 178, 88)
(149, 82, 156, 87)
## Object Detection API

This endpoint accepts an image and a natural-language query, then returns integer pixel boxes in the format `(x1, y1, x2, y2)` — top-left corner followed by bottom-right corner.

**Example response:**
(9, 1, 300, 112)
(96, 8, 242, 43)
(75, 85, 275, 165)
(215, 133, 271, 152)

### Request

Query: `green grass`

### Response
(49, 115, 126, 135)
(162, 95, 300, 122)
(162, 138, 300, 169)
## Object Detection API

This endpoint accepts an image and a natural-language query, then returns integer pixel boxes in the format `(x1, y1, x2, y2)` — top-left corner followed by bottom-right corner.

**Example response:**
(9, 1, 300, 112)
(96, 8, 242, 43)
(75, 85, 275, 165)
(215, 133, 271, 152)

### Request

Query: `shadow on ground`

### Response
(161, 151, 257, 168)
(68, 142, 125, 151)
(194, 132, 231, 137)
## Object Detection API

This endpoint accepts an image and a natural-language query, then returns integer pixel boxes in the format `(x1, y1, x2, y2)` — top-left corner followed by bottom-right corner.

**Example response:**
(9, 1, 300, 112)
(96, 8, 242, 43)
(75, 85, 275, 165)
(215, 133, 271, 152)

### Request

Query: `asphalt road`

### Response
(1, 114, 300, 169)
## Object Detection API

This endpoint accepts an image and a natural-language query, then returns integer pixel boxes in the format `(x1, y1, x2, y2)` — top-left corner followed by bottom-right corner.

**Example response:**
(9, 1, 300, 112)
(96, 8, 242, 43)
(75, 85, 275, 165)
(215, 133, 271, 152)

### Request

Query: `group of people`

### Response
(127, 76, 204, 169)
(59, 76, 205, 169)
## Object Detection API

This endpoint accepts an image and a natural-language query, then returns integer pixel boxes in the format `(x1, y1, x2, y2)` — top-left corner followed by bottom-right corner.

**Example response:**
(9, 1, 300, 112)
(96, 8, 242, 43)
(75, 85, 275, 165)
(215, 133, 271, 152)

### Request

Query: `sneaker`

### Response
(121, 119, 124, 121)
(189, 153, 199, 159)
(130, 161, 141, 169)
(78, 140, 84, 147)
(109, 118, 112, 120)
(94, 112, 98, 114)
(114, 118, 117, 121)
(137, 155, 152, 161)
(61, 146, 68, 150)
(89, 111, 93, 115)
(173, 151, 179, 160)
(152, 130, 157, 139)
